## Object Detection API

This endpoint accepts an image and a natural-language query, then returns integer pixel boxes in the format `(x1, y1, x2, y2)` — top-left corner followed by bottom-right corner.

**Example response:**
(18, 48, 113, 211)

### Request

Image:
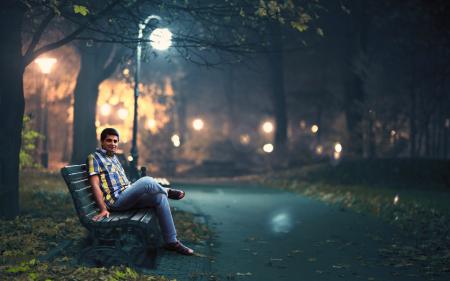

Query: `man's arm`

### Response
(89, 175, 110, 221)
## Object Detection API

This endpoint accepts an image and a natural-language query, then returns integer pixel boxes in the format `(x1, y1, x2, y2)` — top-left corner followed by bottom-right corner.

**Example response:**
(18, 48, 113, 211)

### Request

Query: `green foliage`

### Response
(20, 115, 42, 170)
(73, 5, 89, 16)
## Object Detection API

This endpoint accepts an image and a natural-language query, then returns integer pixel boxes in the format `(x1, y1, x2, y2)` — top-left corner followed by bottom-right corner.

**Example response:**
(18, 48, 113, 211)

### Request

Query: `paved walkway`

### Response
(153, 182, 442, 281)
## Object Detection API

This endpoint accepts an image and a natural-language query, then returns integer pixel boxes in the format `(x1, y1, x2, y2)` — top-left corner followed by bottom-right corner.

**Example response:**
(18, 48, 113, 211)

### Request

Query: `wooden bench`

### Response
(60, 164, 165, 266)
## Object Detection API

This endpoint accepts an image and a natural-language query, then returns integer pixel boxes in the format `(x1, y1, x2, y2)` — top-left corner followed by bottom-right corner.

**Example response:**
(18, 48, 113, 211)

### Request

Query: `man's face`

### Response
(101, 134, 119, 155)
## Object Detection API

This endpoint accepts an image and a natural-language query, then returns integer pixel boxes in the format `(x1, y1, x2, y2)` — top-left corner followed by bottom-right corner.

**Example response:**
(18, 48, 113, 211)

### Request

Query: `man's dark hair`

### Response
(100, 128, 120, 141)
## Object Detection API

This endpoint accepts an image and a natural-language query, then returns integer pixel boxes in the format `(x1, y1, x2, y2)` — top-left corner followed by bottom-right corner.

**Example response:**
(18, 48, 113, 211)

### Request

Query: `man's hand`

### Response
(93, 209, 110, 221)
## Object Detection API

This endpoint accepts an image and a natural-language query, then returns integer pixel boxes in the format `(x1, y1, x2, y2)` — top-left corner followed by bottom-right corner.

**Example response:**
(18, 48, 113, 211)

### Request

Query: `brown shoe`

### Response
(167, 188, 185, 200)
(164, 241, 194, 255)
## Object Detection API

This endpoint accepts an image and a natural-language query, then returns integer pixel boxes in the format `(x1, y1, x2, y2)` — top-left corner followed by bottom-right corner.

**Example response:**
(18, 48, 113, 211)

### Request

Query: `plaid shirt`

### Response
(87, 148, 130, 207)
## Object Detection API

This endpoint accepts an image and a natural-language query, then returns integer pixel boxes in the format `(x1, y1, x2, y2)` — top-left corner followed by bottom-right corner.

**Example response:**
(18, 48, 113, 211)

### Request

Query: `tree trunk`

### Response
(0, 3, 25, 218)
(409, 88, 417, 157)
(70, 43, 120, 164)
(267, 21, 288, 165)
(344, 1, 369, 158)
(71, 47, 103, 164)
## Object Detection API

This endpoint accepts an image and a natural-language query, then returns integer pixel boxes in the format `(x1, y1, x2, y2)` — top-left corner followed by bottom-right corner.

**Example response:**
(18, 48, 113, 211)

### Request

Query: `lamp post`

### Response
(130, 15, 172, 177)
(35, 57, 57, 169)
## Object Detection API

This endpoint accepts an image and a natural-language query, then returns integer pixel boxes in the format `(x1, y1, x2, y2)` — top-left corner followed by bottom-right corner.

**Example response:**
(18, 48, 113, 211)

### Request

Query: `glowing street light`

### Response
(315, 145, 323, 155)
(150, 28, 173, 50)
(240, 134, 250, 145)
(192, 118, 204, 131)
(263, 143, 274, 153)
(118, 108, 128, 120)
(35, 57, 57, 169)
(171, 134, 181, 147)
(262, 121, 274, 134)
(100, 103, 112, 116)
(311, 124, 319, 134)
(147, 119, 157, 130)
(35, 57, 57, 74)
(334, 142, 342, 153)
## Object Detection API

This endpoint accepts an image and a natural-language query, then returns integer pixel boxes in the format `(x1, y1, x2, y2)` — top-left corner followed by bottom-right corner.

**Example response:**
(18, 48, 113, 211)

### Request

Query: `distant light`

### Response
(299, 120, 306, 130)
(240, 134, 250, 145)
(446, 119, 450, 128)
(100, 104, 112, 116)
(35, 57, 57, 74)
(270, 212, 292, 233)
(262, 121, 274, 134)
(334, 142, 342, 153)
(147, 119, 157, 130)
(127, 155, 133, 162)
(192, 118, 204, 131)
(171, 134, 181, 147)
(263, 143, 274, 153)
(118, 108, 128, 120)
(315, 145, 323, 155)
(122, 68, 130, 77)
(393, 195, 399, 205)
(311, 124, 319, 134)
(150, 28, 172, 50)
(390, 130, 396, 137)
(333, 151, 341, 160)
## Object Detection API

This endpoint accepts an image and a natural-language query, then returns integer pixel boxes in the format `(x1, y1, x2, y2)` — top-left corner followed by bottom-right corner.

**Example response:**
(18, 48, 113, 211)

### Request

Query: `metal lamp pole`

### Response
(35, 57, 57, 169)
(130, 15, 161, 177)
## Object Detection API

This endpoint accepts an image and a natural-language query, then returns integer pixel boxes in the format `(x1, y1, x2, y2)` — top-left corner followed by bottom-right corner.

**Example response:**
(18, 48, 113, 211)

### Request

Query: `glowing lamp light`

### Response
(147, 119, 157, 130)
(192, 118, 204, 131)
(240, 134, 250, 145)
(150, 28, 172, 50)
(315, 145, 323, 155)
(35, 57, 57, 74)
(127, 155, 133, 162)
(393, 195, 399, 205)
(171, 134, 181, 147)
(334, 142, 343, 153)
(118, 108, 128, 120)
(311, 124, 319, 134)
(333, 151, 341, 160)
(100, 104, 112, 116)
(262, 121, 274, 134)
(263, 143, 274, 153)
(122, 68, 130, 77)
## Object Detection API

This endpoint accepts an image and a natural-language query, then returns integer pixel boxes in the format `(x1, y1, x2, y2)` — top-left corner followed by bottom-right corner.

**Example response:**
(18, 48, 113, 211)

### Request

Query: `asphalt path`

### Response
(169, 183, 434, 281)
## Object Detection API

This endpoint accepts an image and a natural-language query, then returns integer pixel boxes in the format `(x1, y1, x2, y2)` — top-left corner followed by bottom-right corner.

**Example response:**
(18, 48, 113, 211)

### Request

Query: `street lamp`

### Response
(35, 57, 57, 169)
(130, 15, 172, 176)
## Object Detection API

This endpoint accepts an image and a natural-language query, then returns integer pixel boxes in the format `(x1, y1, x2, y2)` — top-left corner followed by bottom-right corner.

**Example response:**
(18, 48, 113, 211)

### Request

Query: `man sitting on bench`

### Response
(87, 127, 194, 255)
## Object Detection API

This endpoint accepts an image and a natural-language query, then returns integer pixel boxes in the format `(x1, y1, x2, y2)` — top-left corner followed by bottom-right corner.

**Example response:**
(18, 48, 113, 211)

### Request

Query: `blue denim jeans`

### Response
(110, 176, 177, 243)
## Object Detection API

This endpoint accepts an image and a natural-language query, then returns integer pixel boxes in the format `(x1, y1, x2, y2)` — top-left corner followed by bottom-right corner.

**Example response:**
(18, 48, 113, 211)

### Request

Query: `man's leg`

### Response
(111, 177, 176, 243)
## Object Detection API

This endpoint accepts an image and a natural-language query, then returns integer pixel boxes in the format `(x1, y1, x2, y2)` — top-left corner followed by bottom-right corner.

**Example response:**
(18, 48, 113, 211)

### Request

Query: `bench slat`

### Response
(130, 210, 148, 222)
(139, 210, 154, 224)
(66, 171, 88, 182)
(63, 164, 86, 174)
(70, 179, 90, 191)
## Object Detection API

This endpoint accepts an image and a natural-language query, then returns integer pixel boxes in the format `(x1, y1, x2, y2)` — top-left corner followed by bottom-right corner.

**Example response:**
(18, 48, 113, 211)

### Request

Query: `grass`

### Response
(0, 169, 212, 281)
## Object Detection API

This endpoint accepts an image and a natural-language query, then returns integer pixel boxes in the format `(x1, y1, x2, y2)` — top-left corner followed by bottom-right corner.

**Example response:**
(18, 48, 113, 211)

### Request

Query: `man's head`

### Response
(100, 128, 120, 155)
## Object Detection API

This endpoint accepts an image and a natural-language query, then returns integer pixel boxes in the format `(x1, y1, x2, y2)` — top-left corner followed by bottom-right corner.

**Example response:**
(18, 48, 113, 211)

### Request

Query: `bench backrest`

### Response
(61, 164, 99, 227)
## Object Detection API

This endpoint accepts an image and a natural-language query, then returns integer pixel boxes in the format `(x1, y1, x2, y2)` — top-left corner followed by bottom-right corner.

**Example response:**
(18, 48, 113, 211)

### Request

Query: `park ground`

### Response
(1, 159, 449, 280)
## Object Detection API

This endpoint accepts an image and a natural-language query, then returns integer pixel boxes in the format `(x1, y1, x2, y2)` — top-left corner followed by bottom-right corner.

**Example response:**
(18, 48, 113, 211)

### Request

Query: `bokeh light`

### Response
(192, 118, 204, 131)
(262, 121, 274, 134)
(263, 143, 274, 153)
